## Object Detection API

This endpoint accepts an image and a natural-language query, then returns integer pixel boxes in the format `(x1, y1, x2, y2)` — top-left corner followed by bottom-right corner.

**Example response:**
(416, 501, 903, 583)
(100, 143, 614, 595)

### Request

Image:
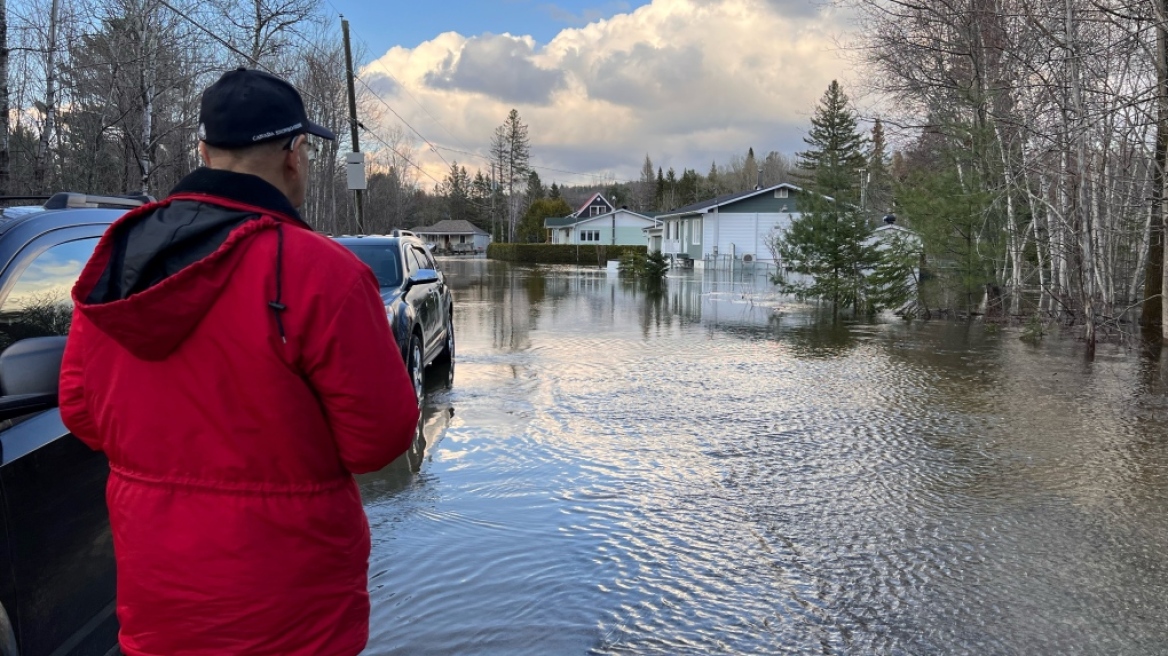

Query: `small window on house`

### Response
(775, 188, 789, 199)
(460, 235, 467, 244)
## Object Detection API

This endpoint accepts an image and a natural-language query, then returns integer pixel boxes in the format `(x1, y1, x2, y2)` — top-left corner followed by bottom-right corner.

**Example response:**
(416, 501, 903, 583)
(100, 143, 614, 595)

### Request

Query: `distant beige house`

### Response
(409, 220, 492, 253)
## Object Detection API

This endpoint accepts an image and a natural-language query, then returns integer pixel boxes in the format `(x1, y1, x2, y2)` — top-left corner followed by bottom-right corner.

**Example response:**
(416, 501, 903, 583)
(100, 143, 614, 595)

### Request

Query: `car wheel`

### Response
(432, 313, 455, 387)
(408, 333, 424, 408)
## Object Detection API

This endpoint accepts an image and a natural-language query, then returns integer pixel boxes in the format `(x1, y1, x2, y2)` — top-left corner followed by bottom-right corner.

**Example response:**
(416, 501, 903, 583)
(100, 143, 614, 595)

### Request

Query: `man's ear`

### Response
(284, 141, 304, 179)
(198, 142, 212, 167)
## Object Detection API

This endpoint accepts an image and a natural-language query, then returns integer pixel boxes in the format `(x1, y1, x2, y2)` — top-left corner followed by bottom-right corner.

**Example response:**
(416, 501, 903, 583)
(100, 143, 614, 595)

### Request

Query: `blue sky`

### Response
(326, 0, 855, 188)
(327, 1, 650, 51)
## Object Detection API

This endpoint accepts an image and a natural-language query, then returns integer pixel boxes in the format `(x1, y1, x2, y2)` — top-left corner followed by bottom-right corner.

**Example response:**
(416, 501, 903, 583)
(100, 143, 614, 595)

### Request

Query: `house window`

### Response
(693, 219, 701, 245)
(775, 188, 789, 199)
(459, 235, 467, 244)
(591, 206, 603, 216)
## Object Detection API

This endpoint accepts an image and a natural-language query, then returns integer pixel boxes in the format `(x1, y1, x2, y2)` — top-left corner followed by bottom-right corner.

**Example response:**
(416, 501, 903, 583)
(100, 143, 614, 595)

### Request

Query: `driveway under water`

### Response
(358, 259, 1168, 655)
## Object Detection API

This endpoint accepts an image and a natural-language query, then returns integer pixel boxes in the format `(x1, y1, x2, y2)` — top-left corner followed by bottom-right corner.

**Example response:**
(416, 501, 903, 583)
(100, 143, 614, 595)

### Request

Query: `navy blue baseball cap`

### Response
(199, 67, 336, 148)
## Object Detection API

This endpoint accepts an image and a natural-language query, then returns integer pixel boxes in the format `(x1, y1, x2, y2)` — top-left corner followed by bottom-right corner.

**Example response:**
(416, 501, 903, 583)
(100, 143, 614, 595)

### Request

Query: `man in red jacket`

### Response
(58, 68, 420, 656)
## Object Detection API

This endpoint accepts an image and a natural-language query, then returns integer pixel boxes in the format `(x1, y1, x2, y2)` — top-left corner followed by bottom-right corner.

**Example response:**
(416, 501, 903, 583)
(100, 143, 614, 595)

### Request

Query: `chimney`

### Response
(755, 170, 763, 190)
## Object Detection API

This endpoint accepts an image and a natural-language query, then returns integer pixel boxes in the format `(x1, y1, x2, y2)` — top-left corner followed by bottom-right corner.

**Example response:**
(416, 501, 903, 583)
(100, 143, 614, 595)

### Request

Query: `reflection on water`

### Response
(361, 260, 1168, 655)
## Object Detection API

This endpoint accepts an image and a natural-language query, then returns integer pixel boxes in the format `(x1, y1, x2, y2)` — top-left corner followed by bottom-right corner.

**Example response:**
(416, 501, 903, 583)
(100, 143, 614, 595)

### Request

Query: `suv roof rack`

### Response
(43, 192, 155, 210)
(391, 229, 416, 238)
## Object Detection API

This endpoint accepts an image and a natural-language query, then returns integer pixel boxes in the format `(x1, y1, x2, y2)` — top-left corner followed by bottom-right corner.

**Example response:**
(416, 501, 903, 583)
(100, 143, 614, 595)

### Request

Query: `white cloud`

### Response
(362, 0, 854, 188)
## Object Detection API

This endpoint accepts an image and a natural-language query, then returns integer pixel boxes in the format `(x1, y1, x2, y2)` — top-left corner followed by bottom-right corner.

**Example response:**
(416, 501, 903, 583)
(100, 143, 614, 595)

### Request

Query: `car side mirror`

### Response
(0, 336, 66, 422)
(405, 269, 439, 291)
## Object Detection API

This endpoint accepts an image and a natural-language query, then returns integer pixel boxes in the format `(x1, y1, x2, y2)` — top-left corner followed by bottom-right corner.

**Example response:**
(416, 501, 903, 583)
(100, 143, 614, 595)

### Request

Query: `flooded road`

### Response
(358, 259, 1168, 655)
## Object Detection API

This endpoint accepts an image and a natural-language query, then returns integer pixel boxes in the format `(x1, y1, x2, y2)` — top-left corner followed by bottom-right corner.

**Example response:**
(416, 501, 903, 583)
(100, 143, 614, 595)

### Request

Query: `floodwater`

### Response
(357, 259, 1168, 656)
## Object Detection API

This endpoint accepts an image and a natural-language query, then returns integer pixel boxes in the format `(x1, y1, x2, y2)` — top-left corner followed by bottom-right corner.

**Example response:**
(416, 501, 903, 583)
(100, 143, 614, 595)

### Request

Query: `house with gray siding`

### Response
(655, 183, 807, 269)
(545, 193, 660, 245)
(409, 219, 492, 253)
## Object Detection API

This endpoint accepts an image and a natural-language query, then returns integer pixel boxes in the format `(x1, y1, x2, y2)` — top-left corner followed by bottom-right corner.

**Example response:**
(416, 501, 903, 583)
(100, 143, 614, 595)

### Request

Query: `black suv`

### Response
(0, 193, 147, 656)
(335, 231, 455, 403)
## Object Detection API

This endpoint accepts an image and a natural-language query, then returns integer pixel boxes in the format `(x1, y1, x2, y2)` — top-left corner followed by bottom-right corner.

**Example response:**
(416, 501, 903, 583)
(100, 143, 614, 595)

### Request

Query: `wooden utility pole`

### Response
(341, 17, 364, 234)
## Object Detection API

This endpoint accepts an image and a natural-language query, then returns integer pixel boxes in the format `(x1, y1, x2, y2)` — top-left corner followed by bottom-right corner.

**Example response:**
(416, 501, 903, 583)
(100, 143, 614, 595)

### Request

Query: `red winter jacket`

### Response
(59, 169, 420, 656)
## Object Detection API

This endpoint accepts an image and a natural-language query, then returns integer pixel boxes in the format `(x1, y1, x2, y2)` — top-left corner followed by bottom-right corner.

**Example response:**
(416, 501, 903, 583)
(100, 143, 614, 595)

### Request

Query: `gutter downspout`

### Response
(714, 205, 720, 267)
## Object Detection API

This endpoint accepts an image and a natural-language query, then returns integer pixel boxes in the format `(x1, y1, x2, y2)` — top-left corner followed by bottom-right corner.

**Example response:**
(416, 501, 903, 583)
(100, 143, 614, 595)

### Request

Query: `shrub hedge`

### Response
(487, 243, 648, 265)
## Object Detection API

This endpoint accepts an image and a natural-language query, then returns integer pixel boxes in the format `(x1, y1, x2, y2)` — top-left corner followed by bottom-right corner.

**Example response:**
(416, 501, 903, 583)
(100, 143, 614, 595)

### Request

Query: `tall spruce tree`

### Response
(744, 147, 758, 190)
(638, 154, 655, 211)
(774, 80, 880, 317)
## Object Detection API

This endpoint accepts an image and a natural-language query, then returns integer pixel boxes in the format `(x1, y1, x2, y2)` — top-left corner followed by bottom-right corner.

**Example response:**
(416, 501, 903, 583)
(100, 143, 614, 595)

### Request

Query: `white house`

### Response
(545, 193, 660, 245)
(655, 183, 807, 269)
(409, 219, 492, 254)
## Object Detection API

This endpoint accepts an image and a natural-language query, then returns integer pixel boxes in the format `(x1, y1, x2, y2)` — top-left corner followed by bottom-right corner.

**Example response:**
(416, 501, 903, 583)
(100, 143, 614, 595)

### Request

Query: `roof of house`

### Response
(409, 219, 490, 235)
(657, 183, 808, 218)
(545, 216, 580, 228)
(544, 208, 660, 229)
(570, 192, 614, 218)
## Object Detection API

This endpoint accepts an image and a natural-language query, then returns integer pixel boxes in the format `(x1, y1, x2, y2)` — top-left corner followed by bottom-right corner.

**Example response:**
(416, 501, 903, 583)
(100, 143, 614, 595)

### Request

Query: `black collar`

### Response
(170, 168, 305, 224)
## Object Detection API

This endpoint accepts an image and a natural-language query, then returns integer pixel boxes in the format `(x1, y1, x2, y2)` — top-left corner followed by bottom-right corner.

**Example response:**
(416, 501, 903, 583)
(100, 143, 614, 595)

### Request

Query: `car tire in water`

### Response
(433, 313, 455, 387)
(408, 333, 424, 409)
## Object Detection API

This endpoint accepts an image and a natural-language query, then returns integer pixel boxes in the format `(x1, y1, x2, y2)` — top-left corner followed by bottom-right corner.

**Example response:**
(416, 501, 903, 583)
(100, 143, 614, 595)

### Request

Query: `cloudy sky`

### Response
(328, 0, 857, 189)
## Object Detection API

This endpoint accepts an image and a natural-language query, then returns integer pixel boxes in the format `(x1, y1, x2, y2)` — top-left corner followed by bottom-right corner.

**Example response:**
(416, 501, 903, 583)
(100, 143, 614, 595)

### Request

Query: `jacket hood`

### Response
(72, 169, 305, 361)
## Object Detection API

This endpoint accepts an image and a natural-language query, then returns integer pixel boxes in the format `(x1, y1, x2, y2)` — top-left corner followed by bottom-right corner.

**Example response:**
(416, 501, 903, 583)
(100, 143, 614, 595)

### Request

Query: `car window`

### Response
(416, 246, 438, 270)
(0, 238, 99, 351)
(405, 248, 424, 276)
(342, 244, 404, 288)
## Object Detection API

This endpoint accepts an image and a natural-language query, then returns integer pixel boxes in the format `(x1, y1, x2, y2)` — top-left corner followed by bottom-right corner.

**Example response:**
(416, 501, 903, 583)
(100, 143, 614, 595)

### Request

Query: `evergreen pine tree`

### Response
(638, 155, 655, 211)
(795, 80, 868, 203)
(706, 161, 719, 197)
(525, 170, 545, 205)
(744, 147, 758, 190)
(655, 167, 665, 210)
(774, 80, 880, 317)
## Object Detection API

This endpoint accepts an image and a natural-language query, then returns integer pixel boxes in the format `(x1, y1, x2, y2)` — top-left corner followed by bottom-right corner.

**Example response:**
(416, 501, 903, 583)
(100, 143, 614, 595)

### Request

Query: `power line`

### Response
(433, 145, 639, 186)
(158, 0, 445, 190)
(360, 126, 443, 186)
(352, 74, 453, 170)
(309, 9, 638, 187)
(315, 0, 482, 157)
(165, 0, 633, 193)
(156, 0, 335, 111)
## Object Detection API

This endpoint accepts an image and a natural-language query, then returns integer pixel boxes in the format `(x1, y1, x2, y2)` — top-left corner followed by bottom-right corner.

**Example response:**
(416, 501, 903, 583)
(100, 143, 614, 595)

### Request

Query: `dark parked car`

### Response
(335, 231, 455, 404)
(0, 193, 149, 656)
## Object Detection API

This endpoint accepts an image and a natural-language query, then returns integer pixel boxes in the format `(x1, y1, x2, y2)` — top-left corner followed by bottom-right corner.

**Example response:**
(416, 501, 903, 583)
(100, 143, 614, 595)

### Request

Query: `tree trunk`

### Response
(1065, 0, 1095, 357)
(32, 0, 61, 192)
(0, 0, 9, 196)
(1155, 0, 1168, 333)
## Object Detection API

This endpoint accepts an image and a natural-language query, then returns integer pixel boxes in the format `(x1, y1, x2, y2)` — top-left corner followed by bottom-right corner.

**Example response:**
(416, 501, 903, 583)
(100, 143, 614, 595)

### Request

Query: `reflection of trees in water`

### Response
(778, 311, 862, 358)
(625, 278, 670, 338)
(524, 268, 547, 306)
(0, 291, 73, 352)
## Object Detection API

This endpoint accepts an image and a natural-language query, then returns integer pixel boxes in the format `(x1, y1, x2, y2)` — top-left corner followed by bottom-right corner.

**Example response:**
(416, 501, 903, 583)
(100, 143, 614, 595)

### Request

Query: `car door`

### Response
(416, 246, 449, 355)
(406, 245, 441, 357)
(0, 229, 118, 656)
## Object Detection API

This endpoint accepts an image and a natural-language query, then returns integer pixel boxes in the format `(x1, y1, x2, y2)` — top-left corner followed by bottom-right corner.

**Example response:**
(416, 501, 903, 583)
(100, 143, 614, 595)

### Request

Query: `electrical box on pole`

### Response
(346, 152, 366, 190)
